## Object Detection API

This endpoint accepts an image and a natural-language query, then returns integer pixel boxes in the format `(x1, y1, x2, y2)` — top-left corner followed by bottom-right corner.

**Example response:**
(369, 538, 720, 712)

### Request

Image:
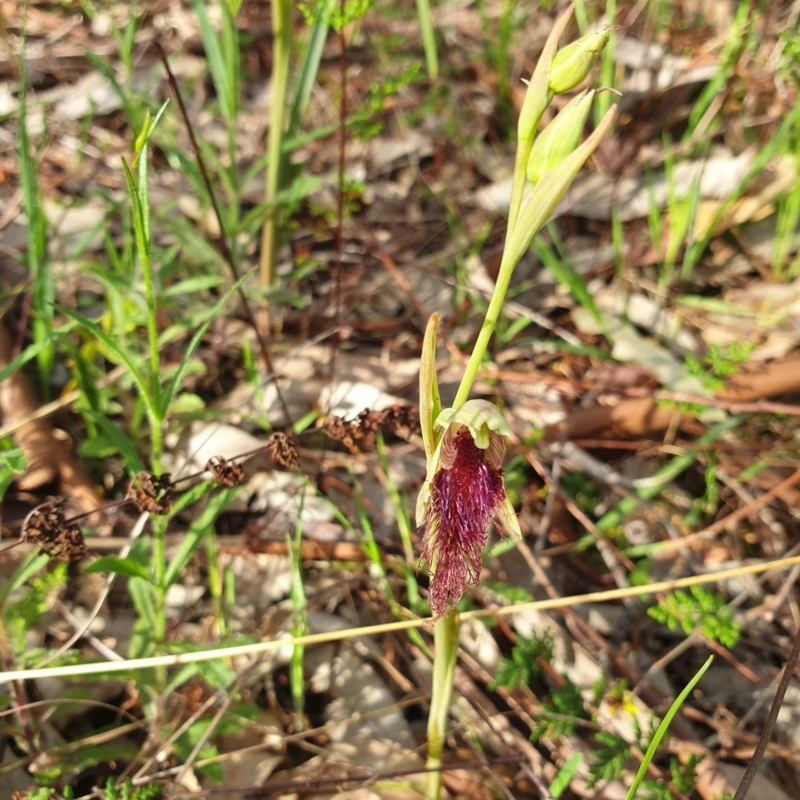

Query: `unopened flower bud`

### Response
(504, 104, 618, 272)
(548, 28, 610, 94)
(527, 89, 594, 185)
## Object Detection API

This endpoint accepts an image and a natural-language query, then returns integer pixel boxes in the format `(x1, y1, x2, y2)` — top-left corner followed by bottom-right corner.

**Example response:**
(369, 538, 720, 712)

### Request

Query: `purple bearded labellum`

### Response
(417, 399, 520, 619)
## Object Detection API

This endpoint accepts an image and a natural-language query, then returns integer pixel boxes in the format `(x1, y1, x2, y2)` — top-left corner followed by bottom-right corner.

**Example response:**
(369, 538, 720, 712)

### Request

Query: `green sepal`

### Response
(419, 313, 442, 461)
(497, 495, 522, 538)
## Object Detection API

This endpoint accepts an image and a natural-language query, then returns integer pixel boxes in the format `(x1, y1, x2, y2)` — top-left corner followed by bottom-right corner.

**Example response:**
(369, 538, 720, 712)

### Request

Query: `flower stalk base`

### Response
(425, 608, 460, 800)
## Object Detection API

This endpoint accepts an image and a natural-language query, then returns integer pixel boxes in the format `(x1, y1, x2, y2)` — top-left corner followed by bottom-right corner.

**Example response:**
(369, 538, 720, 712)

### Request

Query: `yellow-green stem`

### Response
(259, 0, 292, 328)
(425, 608, 460, 800)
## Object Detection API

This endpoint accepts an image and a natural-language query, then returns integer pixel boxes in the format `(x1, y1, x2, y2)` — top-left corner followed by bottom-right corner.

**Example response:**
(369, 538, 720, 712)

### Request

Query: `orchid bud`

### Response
(526, 89, 595, 185)
(510, 3, 576, 232)
(504, 104, 618, 272)
(548, 27, 610, 95)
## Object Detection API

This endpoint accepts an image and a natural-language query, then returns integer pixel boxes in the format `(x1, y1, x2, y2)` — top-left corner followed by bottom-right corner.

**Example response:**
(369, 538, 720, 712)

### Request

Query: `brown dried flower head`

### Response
(128, 471, 174, 515)
(322, 405, 420, 453)
(22, 499, 87, 561)
(205, 455, 244, 487)
(267, 432, 300, 469)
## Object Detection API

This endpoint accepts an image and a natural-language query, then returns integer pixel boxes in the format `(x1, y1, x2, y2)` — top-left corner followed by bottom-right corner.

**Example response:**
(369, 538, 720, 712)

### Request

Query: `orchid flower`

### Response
(418, 400, 519, 618)
(418, 317, 520, 619)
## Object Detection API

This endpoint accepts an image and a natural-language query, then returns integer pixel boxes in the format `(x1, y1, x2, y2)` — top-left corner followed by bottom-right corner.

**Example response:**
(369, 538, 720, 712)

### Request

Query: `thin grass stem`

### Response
(259, 0, 293, 329)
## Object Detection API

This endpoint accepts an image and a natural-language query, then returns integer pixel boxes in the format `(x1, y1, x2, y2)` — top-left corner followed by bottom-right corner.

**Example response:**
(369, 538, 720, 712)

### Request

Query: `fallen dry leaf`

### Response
(0, 319, 102, 515)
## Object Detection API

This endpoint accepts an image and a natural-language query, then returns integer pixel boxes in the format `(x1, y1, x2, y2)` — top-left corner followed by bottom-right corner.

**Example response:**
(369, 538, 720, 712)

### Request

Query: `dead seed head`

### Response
(22, 499, 87, 562)
(205, 455, 244, 487)
(383, 404, 422, 439)
(323, 405, 421, 453)
(267, 432, 300, 469)
(128, 471, 174, 515)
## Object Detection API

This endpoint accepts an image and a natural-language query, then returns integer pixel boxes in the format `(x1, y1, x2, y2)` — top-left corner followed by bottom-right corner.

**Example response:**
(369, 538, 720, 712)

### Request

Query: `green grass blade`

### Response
(377, 432, 420, 610)
(220, 1, 240, 123)
(0, 321, 78, 385)
(550, 752, 583, 798)
(84, 50, 131, 122)
(163, 486, 240, 590)
(18, 20, 54, 390)
(288, 497, 308, 728)
(83, 410, 146, 475)
(85, 555, 155, 583)
(624, 656, 713, 800)
(121, 158, 148, 271)
(594, 0, 616, 125)
(288, 0, 334, 137)
(599, 414, 745, 539)
(58, 306, 156, 422)
(684, 97, 800, 274)
(134, 102, 168, 247)
(686, 3, 749, 135)
(414, 0, 439, 80)
(136, 133, 151, 251)
(533, 229, 601, 324)
(159, 266, 256, 418)
(191, 0, 233, 122)
(0, 552, 50, 604)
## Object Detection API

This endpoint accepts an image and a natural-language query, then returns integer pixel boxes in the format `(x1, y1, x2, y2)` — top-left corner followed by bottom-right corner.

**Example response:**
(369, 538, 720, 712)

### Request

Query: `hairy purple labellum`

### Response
(422, 427, 506, 619)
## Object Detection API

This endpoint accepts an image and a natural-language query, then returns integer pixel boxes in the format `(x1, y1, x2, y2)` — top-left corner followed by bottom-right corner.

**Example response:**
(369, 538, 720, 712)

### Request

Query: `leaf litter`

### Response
(1, 1, 800, 799)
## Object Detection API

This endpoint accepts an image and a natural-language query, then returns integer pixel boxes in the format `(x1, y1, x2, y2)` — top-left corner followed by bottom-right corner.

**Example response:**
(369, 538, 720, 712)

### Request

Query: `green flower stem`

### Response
(452, 104, 617, 409)
(425, 608, 460, 800)
(424, 15, 616, 798)
(451, 244, 517, 410)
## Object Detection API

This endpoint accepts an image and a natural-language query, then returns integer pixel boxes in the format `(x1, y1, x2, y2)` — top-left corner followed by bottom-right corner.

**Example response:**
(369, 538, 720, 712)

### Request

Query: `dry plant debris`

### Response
(322, 405, 420, 452)
(204, 455, 245, 487)
(1, 0, 800, 799)
(126, 471, 174, 516)
(21, 498, 86, 561)
(265, 431, 300, 469)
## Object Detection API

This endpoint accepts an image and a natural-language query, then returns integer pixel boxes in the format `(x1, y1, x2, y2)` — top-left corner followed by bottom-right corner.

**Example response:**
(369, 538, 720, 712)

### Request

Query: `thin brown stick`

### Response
(326, 7, 349, 401)
(665, 467, 800, 553)
(733, 623, 800, 800)
(154, 41, 292, 426)
(164, 756, 524, 798)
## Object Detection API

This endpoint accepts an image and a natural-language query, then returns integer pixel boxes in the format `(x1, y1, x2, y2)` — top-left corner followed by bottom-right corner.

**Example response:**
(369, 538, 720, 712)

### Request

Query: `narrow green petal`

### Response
(416, 480, 432, 527)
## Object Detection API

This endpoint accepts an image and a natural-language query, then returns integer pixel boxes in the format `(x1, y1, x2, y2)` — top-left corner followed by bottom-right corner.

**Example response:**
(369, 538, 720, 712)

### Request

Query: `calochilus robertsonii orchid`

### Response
(420, 5, 617, 798)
